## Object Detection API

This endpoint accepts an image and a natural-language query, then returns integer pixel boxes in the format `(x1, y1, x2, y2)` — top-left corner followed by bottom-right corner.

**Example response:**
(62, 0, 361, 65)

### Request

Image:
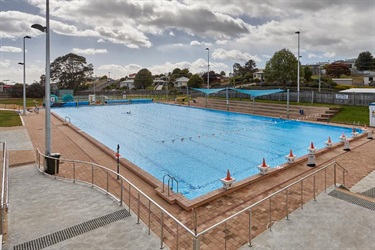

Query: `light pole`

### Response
(32, 0, 51, 156)
(295, 31, 300, 103)
(205, 48, 210, 89)
(318, 64, 321, 92)
(18, 36, 31, 115)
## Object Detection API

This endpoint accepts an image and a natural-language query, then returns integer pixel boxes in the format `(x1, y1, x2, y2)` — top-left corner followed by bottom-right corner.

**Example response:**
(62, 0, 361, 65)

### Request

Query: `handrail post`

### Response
(128, 183, 131, 214)
(137, 192, 140, 224)
(248, 209, 252, 246)
(343, 170, 346, 186)
(148, 200, 151, 235)
(91, 164, 94, 187)
(269, 198, 272, 231)
(160, 211, 164, 249)
(73, 162, 76, 183)
(54, 157, 57, 179)
(176, 221, 179, 250)
(300, 180, 303, 209)
(313, 175, 316, 201)
(324, 168, 327, 193)
(286, 189, 289, 220)
(106, 170, 109, 194)
(334, 163, 337, 187)
(224, 221, 227, 249)
(120, 179, 123, 206)
(193, 237, 200, 250)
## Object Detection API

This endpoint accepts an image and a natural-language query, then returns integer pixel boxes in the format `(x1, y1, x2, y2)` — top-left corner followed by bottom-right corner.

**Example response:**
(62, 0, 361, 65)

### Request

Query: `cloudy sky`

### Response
(1, 0, 374, 84)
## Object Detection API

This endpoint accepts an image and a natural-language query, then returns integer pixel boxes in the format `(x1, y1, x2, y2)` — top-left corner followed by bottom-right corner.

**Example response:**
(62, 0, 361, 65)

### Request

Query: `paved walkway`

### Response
(4, 164, 165, 250)
(240, 172, 375, 250)
(1, 106, 375, 249)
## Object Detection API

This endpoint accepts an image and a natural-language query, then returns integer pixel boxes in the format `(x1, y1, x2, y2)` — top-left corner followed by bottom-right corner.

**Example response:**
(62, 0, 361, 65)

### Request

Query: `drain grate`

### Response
(329, 189, 375, 211)
(361, 187, 375, 199)
(14, 209, 131, 250)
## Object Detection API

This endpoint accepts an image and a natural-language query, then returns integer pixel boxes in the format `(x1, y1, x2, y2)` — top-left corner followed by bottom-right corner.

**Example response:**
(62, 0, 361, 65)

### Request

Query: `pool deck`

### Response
(2, 106, 375, 249)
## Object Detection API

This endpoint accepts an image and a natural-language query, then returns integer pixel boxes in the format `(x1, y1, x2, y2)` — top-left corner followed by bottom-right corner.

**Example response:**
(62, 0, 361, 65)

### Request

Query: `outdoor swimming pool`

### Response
(53, 103, 355, 199)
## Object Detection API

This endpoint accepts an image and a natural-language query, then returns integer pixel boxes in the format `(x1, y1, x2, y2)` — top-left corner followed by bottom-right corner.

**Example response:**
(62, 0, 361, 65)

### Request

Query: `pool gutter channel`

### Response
(53, 111, 371, 211)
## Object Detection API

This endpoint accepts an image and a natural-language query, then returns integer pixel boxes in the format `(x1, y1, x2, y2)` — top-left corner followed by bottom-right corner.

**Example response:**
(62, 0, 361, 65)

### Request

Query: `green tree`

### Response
(232, 63, 242, 76)
(243, 59, 257, 74)
(180, 68, 192, 78)
(187, 74, 203, 88)
(220, 71, 226, 76)
(134, 68, 153, 89)
(303, 66, 313, 82)
(50, 53, 94, 91)
(355, 51, 374, 71)
(27, 82, 44, 98)
(326, 63, 351, 78)
(10, 83, 23, 98)
(264, 48, 298, 88)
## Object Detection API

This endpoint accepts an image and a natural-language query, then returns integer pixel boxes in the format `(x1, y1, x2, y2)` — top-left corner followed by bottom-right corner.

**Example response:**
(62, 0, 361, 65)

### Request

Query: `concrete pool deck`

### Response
(2, 106, 375, 249)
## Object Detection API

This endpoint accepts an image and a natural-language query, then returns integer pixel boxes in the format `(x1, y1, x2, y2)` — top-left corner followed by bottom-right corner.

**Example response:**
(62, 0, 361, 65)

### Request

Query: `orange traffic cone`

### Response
(261, 158, 267, 167)
(289, 149, 295, 157)
(225, 169, 232, 180)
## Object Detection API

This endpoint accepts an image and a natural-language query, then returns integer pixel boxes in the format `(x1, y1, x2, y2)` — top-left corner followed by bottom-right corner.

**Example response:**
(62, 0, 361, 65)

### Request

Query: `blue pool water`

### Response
(53, 103, 355, 199)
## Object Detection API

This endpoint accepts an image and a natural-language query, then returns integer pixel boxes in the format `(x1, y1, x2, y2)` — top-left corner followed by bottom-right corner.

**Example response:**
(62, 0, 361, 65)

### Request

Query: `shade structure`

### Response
(192, 88, 226, 95)
(230, 88, 284, 98)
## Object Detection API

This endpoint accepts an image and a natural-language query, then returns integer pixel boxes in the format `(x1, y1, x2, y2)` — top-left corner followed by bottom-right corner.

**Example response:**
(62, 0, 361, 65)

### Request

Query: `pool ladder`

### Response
(162, 174, 179, 196)
(63, 116, 71, 125)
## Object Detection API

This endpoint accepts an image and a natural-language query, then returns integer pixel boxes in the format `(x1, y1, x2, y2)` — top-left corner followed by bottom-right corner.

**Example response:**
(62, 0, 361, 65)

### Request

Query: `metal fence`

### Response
(77, 88, 374, 106)
(36, 148, 348, 249)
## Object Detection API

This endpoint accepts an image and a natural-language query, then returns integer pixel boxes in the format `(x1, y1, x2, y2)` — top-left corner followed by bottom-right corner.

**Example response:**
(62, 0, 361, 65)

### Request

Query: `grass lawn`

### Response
(0, 110, 22, 127)
(0, 98, 43, 107)
(330, 105, 369, 126)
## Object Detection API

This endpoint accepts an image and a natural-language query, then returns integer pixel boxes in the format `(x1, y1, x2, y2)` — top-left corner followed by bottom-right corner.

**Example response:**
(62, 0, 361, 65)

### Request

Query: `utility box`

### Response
(370, 102, 375, 127)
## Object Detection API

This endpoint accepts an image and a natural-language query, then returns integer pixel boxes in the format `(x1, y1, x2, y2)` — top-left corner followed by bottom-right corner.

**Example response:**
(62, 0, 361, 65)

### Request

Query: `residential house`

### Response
(174, 77, 189, 88)
(253, 70, 264, 81)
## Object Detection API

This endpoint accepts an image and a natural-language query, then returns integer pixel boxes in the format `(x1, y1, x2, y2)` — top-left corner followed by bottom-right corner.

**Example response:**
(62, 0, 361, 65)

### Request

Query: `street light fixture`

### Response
(19, 36, 31, 115)
(295, 31, 300, 103)
(205, 48, 210, 89)
(31, 0, 51, 156)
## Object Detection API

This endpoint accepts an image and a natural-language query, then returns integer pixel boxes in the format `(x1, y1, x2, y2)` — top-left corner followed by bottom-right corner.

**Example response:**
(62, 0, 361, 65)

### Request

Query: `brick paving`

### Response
(18, 107, 375, 249)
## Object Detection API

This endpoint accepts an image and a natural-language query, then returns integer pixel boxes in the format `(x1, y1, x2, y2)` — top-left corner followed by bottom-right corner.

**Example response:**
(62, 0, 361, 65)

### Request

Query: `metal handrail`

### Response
(162, 174, 179, 196)
(36, 149, 195, 246)
(195, 160, 347, 247)
(36, 149, 349, 249)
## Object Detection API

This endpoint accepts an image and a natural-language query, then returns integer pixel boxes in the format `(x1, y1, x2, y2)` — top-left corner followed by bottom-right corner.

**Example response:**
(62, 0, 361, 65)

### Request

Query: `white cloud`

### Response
(212, 48, 262, 63)
(0, 46, 22, 53)
(1, 0, 373, 84)
(323, 52, 336, 58)
(72, 48, 108, 55)
(308, 53, 320, 59)
(190, 40, 211, 46)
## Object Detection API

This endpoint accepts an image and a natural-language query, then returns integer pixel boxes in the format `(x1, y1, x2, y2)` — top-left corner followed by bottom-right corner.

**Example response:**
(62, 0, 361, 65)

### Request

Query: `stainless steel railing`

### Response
(36, 149, 195, 249)
(1, 141, 9, 247)
(36, 148, 348, 249)
(193, 161, 348, 249)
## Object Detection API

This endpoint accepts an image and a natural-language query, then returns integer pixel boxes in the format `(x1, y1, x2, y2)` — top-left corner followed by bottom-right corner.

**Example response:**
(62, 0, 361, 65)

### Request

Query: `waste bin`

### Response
(45, 153, 61, 175)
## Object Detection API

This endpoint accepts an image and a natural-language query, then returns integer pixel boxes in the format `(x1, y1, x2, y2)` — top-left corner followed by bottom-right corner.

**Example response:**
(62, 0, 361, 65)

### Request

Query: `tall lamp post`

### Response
(18, 36, 31, 115)
(295, 31, 300, 103)
(205, 48, 210, 89)
(32, 0, 51, 156)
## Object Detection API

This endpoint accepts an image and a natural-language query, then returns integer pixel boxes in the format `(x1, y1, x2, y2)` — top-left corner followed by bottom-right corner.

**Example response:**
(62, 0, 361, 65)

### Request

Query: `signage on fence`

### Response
(335, 94, 349, 100)
(370, 102, 375, 127)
